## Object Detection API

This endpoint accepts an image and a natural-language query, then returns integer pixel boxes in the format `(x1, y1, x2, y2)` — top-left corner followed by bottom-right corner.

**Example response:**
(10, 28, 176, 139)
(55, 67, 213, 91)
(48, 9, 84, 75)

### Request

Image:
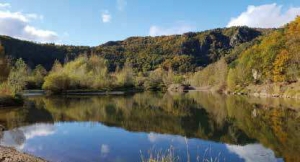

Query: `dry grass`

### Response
(140, 138, 223, 162)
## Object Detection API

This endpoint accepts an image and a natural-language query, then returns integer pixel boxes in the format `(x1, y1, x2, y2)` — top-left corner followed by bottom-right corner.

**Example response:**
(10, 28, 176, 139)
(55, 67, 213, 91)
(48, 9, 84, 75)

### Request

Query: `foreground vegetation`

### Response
(0, 46, 25, 106)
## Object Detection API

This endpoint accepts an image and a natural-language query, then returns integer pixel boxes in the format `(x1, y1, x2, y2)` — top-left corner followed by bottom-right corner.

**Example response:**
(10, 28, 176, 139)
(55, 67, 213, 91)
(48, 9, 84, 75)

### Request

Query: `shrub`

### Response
(42, 73, 70, 93)
(0, 82, 14, 96)
(115, 61, 134, 88)
(190, 58, 228, 89)
(143, 68, 166, 91)
(27, 64, 48, 88)
(7, 58, 29, 94)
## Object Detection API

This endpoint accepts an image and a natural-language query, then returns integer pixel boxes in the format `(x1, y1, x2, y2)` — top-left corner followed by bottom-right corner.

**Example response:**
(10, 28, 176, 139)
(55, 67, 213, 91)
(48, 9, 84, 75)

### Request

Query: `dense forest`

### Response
(0, 17, 300, 100)
(0, 26, 267, 71)
(191, 16, 300, 97)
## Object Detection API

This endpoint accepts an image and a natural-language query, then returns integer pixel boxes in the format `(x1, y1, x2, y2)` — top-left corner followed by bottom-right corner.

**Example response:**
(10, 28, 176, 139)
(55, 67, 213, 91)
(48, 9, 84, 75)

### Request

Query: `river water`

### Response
(0, 91, 299, 162)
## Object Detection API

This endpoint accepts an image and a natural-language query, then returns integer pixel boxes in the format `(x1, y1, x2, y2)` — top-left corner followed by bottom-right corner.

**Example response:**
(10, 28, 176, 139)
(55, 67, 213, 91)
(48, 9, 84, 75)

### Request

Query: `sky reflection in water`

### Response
(0, 122, 282, 162)
(0, 91, 296, 162)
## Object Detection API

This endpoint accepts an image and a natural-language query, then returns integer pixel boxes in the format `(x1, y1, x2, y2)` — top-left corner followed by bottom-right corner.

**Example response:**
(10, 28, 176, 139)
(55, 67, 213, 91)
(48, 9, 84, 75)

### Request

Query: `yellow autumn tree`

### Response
(273, 50, 290, 82)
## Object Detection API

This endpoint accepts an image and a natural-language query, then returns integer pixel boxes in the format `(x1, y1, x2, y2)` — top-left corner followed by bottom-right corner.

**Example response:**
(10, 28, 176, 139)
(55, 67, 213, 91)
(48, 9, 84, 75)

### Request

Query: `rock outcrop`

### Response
(168, 84, 189, 92)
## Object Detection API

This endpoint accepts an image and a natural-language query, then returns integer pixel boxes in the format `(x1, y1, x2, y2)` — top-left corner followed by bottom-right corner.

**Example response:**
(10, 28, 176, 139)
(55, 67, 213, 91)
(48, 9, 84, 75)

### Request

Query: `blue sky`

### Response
(1, 0, 300, 46)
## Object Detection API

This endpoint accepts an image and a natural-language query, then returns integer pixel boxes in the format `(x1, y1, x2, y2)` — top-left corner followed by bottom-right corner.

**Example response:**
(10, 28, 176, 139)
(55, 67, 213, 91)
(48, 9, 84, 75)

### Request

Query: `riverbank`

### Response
(0, 146, 46, 162)
(192, 82, 300, 100)
(0, 95, 23, 107)
(0, 124, 46, 162)
(232, 82, 300, 99)
(23, 89, 143, 96)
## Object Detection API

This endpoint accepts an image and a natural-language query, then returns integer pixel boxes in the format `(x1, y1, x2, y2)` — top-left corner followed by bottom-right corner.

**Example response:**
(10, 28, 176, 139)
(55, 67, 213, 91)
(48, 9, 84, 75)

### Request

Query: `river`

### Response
(0, 91, 299, 162)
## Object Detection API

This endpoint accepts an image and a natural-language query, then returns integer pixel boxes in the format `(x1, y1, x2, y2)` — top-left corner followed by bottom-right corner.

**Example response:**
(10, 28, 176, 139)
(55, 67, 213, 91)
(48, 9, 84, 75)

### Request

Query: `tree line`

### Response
(190, 16, 300, 95)
(0, 17, 299, 97)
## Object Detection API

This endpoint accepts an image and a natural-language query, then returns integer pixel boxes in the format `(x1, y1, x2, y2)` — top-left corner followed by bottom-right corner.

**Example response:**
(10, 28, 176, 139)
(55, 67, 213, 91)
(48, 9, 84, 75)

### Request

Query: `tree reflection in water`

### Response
(0, 91, 298, 162)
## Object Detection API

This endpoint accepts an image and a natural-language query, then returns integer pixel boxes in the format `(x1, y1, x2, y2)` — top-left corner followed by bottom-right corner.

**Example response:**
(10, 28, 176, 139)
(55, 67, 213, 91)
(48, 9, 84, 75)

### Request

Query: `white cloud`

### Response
(0, 4, 59, 42)
(149, 22, 196, 36)
(101, 144, 110, 154)
(101, 11, 111, 23)
(26, 13, 43, 20)
(147, 132, 186, 144)
(0, 124, 55, 150)
(148, 132, 167, 143)
(117, 0, 127, 11)
(21, 123, 55, 140)
(226, 144, 279, 162)
(227, 3, 300, 28)
(0, 3, 10, 8)
(100, 144, 110, 157)
(23, 26, 58, 42)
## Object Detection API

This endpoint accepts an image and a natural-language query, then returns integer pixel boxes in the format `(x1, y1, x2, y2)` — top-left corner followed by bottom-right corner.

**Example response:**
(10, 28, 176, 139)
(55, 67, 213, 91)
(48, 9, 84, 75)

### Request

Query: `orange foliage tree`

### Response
(273, 50, 290, 82)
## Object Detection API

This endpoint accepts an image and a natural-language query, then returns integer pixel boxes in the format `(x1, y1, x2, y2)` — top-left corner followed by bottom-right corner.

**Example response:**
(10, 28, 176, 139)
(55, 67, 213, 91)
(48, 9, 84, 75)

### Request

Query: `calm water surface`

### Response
(0, 91, 299, 162)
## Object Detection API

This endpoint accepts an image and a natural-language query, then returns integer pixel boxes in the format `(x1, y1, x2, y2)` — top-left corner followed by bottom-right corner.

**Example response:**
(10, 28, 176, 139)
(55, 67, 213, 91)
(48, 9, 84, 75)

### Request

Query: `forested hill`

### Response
(0, 26, 270, 71)
(0, 36, 91, 70)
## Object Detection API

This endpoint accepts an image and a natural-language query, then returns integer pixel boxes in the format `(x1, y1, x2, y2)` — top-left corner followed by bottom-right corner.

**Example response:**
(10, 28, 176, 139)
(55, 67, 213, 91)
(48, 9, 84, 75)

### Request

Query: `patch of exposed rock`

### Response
(168, 84, 190, 92)
(0, 146, 46, 162)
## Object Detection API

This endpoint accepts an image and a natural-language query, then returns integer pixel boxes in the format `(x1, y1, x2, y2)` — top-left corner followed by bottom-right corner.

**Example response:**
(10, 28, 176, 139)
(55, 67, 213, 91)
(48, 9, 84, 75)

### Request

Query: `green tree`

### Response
(42, 73, 70, 93)
(8, 59, 29, 94)
(190, 58, 228, 91)
(28, 65, 48, 88)
(51, 60, 63, 73)
(115, 60, 134, 88)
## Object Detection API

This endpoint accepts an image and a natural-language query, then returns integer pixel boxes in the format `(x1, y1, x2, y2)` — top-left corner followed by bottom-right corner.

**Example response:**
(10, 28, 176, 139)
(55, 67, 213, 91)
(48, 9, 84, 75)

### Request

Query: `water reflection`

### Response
(226, 144, 280, 162)
(0, 124, 55, 150)
(0, 91, 299, 162)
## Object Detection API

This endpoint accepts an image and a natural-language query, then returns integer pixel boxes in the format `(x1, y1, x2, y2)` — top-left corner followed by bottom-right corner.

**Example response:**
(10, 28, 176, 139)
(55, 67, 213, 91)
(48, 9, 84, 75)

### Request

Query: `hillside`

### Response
(0, 27, 268, 71)
(191, 16, 300, 98)
(2, 18, 299, 97)
(0, 36, 90, 70)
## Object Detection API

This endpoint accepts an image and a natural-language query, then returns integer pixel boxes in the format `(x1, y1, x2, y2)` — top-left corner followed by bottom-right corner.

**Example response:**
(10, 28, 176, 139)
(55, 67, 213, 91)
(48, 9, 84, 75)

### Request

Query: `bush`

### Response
(143, 69, 166, 91)
(7, 58, 29, 94)
(42, 73, 70, 93)
(27, 65, 48, 88)
(42, 55, 136, 92)
(0, 82, 24, 106)
(114, 61, 134, 88)
(0, 82, 14, 96)
(190, 58, 228, 89)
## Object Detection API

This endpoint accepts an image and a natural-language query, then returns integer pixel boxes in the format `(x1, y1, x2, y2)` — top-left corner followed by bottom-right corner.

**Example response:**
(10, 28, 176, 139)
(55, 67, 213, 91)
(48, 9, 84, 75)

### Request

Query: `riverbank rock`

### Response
(0, 124, 46, 162)
(167, 84, 189, 92)
(0, 146, 46, 162)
